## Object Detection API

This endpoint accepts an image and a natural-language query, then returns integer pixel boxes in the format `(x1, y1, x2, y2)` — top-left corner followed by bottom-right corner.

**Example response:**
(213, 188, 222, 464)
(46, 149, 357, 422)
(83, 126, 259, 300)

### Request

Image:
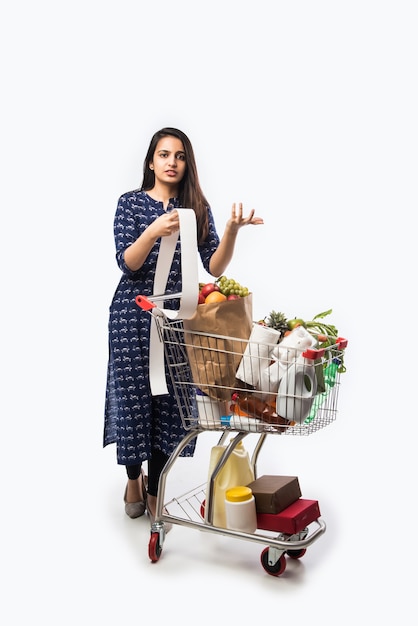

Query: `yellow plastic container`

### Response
(206, 440, 255, 528)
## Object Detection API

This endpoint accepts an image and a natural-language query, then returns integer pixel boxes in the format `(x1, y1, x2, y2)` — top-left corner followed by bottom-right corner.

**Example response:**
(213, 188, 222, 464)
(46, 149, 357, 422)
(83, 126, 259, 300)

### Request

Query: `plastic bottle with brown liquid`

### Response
(231, 392, 295, 432)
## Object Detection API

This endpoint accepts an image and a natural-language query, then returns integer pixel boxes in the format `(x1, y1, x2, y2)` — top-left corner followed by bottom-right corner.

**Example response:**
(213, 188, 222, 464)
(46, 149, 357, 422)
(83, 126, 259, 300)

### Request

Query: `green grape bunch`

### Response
(216, 275, 250, 298)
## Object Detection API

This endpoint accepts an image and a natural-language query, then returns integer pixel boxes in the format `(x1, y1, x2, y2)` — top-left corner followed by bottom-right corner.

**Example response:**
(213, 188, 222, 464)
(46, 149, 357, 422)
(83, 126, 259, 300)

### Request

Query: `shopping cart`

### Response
(136, 294, 348, 577)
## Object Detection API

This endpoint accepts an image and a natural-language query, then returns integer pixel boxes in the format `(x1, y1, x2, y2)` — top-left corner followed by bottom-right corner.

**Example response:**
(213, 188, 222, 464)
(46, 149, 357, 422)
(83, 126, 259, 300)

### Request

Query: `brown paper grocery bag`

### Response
(183, 294, 253, 401)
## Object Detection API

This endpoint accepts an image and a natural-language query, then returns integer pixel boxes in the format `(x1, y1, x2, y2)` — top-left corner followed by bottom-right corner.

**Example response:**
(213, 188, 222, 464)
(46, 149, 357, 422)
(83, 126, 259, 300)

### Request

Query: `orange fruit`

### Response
(205, 291, 227, 304)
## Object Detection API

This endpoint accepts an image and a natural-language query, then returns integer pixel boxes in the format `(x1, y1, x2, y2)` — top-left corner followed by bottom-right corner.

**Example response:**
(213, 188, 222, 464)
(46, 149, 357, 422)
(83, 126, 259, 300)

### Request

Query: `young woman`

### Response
(103, 127, 263, 525)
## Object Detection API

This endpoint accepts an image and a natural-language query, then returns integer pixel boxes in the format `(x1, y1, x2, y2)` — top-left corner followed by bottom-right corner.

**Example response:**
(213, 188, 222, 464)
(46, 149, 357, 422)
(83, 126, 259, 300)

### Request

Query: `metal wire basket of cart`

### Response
(136, 294, 348, 577)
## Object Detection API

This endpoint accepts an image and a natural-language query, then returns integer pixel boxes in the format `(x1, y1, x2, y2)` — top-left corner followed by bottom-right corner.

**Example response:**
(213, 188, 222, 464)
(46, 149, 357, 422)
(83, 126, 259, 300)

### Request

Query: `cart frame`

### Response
(136, 295, 346, 576)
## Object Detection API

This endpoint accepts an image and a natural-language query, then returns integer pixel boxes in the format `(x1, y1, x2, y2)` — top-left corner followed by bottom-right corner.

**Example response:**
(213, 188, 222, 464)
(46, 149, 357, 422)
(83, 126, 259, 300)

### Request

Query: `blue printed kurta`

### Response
(103, 191, 220, 465)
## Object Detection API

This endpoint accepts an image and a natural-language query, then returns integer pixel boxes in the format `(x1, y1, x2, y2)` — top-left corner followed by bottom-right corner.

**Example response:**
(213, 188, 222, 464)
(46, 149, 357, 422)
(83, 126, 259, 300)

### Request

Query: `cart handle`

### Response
(302, 338, 348, 360)
(336, 337, 348, 349)
(135, 295, 156, 311)
(302, 348, 325, 360)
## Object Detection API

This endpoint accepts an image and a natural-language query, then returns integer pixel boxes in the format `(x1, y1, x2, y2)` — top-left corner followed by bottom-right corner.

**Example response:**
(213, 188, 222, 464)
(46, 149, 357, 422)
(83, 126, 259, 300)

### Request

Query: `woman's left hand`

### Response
(209, 203, 264, 277)
(228, 203, 264, 231)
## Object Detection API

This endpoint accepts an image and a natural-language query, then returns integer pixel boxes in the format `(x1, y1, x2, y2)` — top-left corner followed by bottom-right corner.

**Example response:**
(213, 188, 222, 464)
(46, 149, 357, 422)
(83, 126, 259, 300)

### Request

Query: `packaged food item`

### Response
(246, 475, 302, 514)
(256, 499, 321, 534)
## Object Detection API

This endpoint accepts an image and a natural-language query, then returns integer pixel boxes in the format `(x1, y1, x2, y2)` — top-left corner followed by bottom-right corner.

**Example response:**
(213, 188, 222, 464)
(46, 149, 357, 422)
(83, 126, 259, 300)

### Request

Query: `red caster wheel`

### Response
(148, 532, 162, 562)
(287, 548, 307, 559)
(260, 547, 287, 576)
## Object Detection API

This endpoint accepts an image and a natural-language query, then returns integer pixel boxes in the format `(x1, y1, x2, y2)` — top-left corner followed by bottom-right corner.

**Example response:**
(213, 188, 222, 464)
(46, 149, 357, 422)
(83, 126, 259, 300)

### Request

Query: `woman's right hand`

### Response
(148, 210, 180, 238)
(124, 210, 180, 272)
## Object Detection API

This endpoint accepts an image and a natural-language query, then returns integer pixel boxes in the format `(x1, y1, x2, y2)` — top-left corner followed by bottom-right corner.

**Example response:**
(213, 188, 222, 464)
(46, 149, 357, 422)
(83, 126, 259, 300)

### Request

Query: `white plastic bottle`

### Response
(276, 348, 322, 423)
(225, 486, 257, 533)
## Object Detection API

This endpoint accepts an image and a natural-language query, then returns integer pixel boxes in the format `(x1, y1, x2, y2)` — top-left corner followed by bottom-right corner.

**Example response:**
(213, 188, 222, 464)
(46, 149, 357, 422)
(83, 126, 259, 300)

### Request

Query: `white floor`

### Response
(4, 396, 414, 626)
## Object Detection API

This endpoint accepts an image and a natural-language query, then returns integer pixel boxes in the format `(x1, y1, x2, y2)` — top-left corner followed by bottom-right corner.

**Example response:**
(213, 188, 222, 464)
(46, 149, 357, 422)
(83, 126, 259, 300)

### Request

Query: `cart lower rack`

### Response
(136, 295, 347, 576)
(151, 429, 327, 576)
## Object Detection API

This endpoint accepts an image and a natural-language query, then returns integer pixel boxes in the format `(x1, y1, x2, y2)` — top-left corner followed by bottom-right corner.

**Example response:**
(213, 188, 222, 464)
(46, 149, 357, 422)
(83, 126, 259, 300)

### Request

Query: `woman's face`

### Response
(150, 136, 187, 186)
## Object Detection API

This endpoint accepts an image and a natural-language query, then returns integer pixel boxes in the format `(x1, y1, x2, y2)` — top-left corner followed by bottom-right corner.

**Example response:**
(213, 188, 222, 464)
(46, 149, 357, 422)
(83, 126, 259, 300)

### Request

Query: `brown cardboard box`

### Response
(256, 499, 321, 534)
(246, 475, 301, 514)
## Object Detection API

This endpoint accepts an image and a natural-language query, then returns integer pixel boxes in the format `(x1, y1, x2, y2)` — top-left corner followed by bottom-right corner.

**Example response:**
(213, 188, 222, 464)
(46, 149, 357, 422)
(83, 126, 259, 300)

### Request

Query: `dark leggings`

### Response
(125, 448, 169, 497)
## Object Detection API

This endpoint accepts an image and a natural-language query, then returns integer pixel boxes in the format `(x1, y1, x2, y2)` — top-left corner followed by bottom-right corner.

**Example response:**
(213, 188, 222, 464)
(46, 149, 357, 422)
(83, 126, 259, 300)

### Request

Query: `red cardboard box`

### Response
(247, 475, 301, 514)
(256, 498, 321, 534)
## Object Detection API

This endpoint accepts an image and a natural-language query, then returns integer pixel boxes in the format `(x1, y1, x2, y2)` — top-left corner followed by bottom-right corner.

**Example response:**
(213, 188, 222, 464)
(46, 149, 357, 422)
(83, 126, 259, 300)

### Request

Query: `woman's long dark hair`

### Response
(140, 127, 210, 243)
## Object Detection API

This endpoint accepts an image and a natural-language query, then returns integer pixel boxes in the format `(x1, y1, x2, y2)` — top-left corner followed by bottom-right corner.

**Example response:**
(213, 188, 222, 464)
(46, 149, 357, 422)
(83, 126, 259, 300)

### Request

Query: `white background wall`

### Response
(2, 1, 416, 623)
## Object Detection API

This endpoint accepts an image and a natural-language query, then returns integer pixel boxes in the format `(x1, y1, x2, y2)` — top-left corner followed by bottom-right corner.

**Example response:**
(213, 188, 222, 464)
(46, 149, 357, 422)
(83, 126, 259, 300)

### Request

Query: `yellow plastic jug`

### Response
(205, 439, 255, 528)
